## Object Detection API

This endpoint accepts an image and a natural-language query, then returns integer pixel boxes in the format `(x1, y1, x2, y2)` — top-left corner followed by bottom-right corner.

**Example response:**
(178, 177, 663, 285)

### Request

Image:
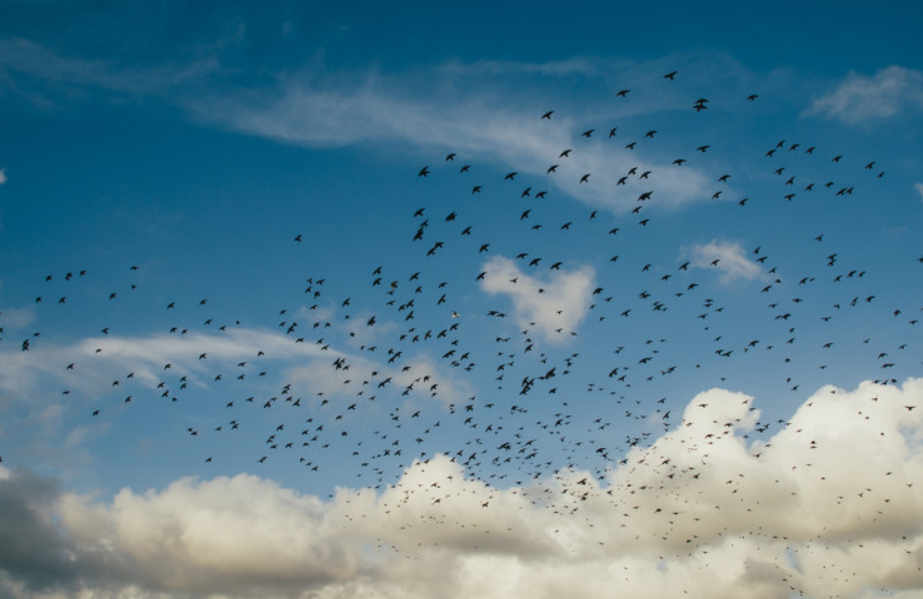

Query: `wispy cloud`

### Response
(285, 350, 470, 407)
(0, 328, 328, 405)
(809, 65, 923, 123)
(0, 39, 721, 213)
(688, 239, 767, 284)
(479, 255, 595, 343)
(2, 377, 922, 599)
(0, 38, 218, 109)
(194, 71, 715, 213)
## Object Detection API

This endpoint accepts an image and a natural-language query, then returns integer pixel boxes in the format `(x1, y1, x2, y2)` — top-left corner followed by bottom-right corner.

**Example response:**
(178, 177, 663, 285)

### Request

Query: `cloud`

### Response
(0, 168, 6, 185)
(0, 327, 329, 406)
(1, 39, 718, 213)
(810, 65, 923, 123)
(0, 305, 35, 330)
(0, 38, 218, 105)
(915, 183, 923, 203)
(0, 468, 82, 593)
(188, 63, 714, 214)
(2, 378, 923, 598)
(285, 349, 470, 408)
(688, 239, 767, 284)
(478, 255, 595, 343)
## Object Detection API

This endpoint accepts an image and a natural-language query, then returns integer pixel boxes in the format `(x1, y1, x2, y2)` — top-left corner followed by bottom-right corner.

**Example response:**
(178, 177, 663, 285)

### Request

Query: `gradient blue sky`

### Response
(2, 2, 923, 598)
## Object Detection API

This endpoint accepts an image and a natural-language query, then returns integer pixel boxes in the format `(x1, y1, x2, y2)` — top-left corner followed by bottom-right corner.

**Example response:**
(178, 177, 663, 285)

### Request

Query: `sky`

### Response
(1, 1, 923, 598)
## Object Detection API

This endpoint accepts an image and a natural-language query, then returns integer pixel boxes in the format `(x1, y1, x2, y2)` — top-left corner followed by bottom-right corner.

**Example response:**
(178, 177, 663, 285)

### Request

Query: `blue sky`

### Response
(2, 2, 923, 598)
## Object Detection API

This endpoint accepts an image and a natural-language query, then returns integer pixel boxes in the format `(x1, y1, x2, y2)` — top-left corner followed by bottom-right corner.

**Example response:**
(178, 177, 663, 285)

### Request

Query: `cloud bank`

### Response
(2, 377, 922, 599)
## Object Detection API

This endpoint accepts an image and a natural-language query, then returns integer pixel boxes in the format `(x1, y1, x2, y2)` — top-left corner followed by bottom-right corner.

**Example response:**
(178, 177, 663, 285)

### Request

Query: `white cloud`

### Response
(2, 377, 923, 598)
(688, 239, 767, 284)
(0, 306, 35, 330)
(810, 65, 923, 124)
(0, 168, 6, 185)
(190, 65, 714, 214)
(0, 327, 329, 405)
(0, 39, 218, 103)
(285, 350, 470, 407)
(3, 41, 720, 213)
(479, 255, 595, 343)
(915, 183, 923, 203)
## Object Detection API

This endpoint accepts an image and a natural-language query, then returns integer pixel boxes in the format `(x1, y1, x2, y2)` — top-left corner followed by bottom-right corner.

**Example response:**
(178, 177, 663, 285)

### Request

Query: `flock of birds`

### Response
(4, 69, 922, 569)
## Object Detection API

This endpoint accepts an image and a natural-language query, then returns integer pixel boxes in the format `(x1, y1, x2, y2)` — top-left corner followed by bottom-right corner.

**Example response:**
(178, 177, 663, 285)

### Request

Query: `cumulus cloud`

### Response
(915, 183, 923, 204)
(2, 378, 923, 599)
(810, 65, 923, 124)
(0, 467, 87, 594)
(478, 255, 595, 343)
(688, 239, 767, 284)
(0, 168, 6, 185)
